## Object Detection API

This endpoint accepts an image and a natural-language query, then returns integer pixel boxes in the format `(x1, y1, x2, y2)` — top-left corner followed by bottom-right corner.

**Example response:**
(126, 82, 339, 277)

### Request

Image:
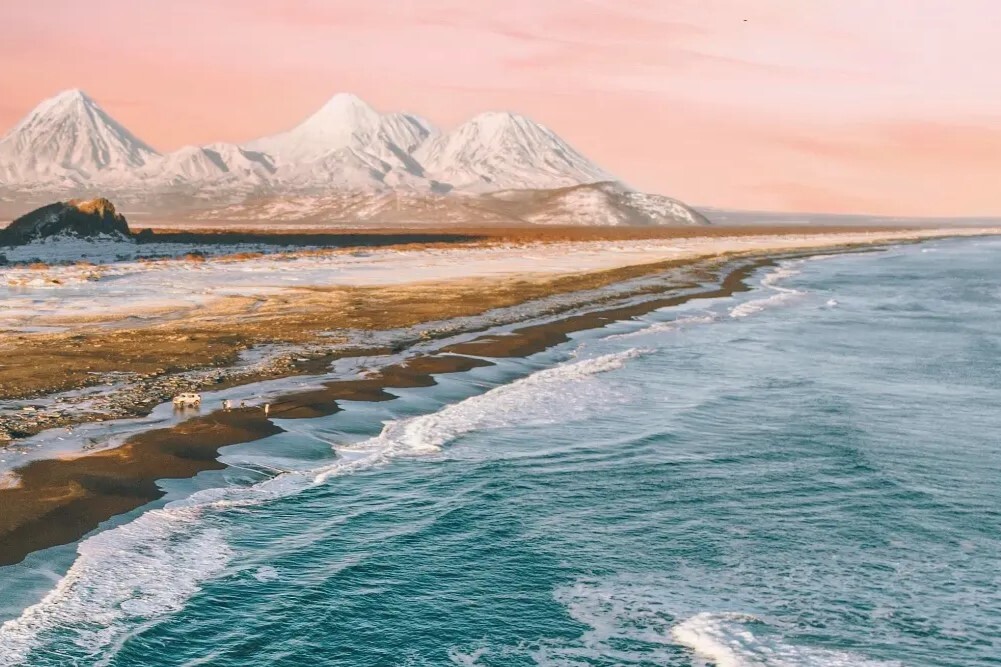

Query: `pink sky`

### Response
(3, 0, 1001, 216)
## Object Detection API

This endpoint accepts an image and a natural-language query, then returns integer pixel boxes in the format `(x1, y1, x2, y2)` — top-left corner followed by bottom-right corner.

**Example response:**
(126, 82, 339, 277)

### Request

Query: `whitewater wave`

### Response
(604, 314, 718, 341)
(0, 510, 231, 666)
(729, 263, 805, 319)
(671, 612, 902, 667)
(313, 348, 645, 483)
(0, 349, 645, 665)
(539, 577, 899, 667)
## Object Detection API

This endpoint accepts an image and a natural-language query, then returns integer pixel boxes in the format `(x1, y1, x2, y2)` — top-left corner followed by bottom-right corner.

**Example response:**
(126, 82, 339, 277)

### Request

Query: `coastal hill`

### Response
(0, 90, 706, 226)
(0, 198, 133, 246)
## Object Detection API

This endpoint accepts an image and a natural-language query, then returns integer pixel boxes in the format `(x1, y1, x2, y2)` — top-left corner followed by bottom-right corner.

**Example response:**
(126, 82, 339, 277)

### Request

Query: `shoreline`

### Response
(2, 225, 997, 445)
(0, 227, 998, 566)
(0, 251, 776, 565)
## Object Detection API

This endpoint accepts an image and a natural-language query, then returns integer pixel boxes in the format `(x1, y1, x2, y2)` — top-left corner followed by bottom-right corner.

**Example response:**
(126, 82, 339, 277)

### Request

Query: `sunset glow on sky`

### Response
(3, 0, 1000, 216)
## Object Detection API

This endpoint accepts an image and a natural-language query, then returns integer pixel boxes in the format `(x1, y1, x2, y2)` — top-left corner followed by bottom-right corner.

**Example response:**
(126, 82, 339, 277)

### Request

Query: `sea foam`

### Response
(671, 612, 902, 667)
(0, 348, 645, 665)
(604, 313, 718, 341)
(730, 263, 805, 319)
(313, 348, 645, 483)
(0, 509, 231, 666)
(543, 577, 899, 667)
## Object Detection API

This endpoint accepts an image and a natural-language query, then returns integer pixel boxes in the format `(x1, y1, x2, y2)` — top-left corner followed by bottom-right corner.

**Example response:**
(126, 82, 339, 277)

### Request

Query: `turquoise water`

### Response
(2, 237, 1000, 666)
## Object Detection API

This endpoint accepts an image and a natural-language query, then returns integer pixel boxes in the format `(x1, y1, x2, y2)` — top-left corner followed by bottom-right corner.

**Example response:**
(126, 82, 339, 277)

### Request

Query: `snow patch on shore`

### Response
(3, 228, 996, 333)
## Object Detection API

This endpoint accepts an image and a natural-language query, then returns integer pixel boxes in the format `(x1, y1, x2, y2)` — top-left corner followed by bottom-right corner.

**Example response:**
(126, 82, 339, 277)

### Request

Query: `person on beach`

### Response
(264, 403, 270, 416)
(222, 399, 231, 411)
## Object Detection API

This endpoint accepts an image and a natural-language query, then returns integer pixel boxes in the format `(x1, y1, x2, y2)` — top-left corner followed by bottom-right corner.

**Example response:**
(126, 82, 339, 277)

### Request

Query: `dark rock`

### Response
(0, 198, 133, 247)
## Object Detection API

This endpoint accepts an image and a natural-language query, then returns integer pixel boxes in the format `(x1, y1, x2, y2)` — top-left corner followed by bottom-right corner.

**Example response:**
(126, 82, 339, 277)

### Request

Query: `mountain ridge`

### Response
(0, 89, 707, 226)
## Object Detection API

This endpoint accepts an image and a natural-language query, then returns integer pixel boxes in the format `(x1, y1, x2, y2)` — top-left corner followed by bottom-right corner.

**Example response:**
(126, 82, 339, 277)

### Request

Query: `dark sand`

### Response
(0, 251, 798, 566)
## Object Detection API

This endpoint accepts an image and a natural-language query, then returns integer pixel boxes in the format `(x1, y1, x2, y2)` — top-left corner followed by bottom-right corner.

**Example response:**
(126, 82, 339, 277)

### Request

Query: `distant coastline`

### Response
(1, 224, 999, 566)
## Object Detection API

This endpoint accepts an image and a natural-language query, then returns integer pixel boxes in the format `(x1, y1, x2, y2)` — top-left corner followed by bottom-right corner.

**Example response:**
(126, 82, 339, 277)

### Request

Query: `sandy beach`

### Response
(0, 224, 999, 565)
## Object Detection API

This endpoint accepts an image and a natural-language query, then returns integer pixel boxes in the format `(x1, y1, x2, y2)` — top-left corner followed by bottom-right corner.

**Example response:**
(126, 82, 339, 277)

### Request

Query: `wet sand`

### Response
(0, 225, 983, 407)
(0, 249, 824, 566)
(2, 226, 1000, 566)
(0, 355, 491, 565)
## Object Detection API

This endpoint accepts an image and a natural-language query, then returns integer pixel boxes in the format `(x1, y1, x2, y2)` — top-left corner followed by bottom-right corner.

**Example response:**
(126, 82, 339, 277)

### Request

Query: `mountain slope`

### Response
(139, 143, 276, 187)
(245, 93, 436, 189)
(486, 182, 710, 226)
(188, 182, 708, 227)
(245, 93, 384, 164)
(0, 90, 158, 186)
(0, 90, 707, 227)
(414, 111, 614, 192)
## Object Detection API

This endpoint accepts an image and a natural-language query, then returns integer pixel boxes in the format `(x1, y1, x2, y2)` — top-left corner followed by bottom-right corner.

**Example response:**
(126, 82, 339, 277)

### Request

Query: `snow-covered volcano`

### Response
(243, 93, 434, 190)
(0, 91, 277, 192)
(414, 111, 613, 191)
(0, 89, 612, 194)
(246, 93, 432, 163)
(0, 89, 158, 186)
(0, 89, 707, 226)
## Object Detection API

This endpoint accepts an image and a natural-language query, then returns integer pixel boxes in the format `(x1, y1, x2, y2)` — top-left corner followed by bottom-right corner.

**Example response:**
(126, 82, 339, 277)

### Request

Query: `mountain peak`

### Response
(468, 110, 531, 124)
(52, 88, 91, 103)
(321, 92, 373, 110)
(0, 88, 158, 184)
(414, 110, 614, 191)
(455, 111, 556, 144)
(28, 88, 99, 119)
(304, 92, 381, 130)
(245, 92, 388, 164)
(0, 90, 623, 199)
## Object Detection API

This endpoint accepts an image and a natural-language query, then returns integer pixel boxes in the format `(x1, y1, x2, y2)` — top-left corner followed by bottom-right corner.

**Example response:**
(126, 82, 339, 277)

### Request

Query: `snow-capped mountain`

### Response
(187, 182, 708, 227)
(138, 143, 276, 188)
(491, 182, 710, 226)
(246, 93, 386, 164)
(0, 89, 708, 226)
(0, 89, 158, 186)
(414, 111, 613, 192)
(245, 93, 434, 188)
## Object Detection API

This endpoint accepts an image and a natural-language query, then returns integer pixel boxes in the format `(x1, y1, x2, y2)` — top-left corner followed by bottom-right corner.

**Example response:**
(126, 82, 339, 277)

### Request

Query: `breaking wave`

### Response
(729, 263, 805, 319)
(0, 511, 231, 666)
(540, 577, 899, 667)
(0, 349, 645, 665)
(314, 347, 644, 483)
(671, 612, 901, 667)
(604, 314, 718, 341)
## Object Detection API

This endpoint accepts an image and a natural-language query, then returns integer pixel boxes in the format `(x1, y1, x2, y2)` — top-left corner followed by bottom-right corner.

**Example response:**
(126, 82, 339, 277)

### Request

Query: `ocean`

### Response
(1, 235, 1000, 666)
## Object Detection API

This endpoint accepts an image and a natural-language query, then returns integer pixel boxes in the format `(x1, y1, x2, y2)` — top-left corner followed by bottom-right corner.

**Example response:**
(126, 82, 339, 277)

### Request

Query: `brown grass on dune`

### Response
(0, 253, 714, 402)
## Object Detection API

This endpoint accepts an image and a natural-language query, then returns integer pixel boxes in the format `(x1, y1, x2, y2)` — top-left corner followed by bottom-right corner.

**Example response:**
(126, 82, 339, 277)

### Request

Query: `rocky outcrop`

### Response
(0, 198, 132, 246)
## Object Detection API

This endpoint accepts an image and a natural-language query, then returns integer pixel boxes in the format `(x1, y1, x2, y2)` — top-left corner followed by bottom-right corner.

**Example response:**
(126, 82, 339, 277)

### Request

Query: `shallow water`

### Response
(2, 236, 1000, 666)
